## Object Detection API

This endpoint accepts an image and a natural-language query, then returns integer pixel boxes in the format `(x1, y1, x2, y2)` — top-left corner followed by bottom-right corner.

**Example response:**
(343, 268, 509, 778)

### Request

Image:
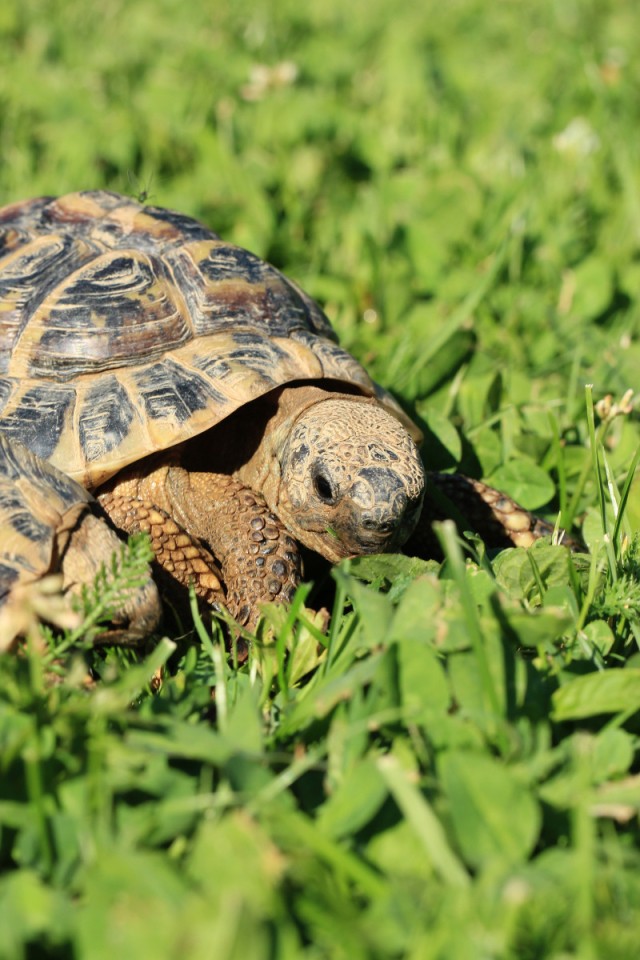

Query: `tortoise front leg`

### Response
(161, 469, 303, 625)
(97, 492, 227, 611)
(99, 464, 302, 626)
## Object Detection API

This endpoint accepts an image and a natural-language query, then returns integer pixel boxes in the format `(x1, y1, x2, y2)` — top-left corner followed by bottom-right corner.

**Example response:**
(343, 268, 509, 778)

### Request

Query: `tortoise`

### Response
(0, 190, 554, 640)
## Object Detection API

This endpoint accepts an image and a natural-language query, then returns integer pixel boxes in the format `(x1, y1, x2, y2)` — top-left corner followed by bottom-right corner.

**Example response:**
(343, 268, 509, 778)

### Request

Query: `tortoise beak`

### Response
(325, 467, 423, 557)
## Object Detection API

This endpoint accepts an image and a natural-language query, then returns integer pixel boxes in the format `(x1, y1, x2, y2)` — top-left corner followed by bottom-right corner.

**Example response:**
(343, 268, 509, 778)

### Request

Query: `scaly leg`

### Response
(98, 491, 226, 611)
(98, 461, 302, 626)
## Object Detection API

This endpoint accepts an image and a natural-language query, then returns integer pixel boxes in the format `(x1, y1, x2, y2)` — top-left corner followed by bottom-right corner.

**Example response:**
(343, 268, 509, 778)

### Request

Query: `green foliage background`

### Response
(1, 0, 640, 957)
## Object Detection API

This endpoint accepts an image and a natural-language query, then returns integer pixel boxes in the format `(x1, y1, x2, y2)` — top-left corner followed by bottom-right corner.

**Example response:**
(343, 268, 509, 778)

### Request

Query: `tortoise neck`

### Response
(179, 382, 366, 499)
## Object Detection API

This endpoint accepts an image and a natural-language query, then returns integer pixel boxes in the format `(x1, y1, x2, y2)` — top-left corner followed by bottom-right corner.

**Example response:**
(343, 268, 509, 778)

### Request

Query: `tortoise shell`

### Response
(0, 190, 419, 489)
(0, 433, 92, 601)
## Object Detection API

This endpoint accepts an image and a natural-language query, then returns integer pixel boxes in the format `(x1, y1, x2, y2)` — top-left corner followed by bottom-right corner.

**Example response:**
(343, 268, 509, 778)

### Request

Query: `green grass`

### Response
(2, 0, 640, 956)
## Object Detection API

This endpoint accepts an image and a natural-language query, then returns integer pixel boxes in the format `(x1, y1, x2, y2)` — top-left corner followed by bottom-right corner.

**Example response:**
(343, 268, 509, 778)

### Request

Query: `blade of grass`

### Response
(584, 384, 617, 575)
(377, 754, 469, 888)
(611, 442, 640, 549)
(435, 521, 507, 754)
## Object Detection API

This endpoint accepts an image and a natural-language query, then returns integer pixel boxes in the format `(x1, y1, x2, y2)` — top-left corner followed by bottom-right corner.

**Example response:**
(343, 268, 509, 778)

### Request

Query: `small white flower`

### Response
(241, 61, 299, 101)
(552, 117, 600, 156)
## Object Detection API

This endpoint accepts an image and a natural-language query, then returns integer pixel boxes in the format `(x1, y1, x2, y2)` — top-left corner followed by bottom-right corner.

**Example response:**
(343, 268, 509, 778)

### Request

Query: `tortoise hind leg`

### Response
(61, 511, 161, 642)
(405, 471, 578, 560)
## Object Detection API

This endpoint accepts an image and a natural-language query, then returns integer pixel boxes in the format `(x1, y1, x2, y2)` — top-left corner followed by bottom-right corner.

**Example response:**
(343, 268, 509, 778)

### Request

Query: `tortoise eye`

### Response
(313, 469, 335, 504)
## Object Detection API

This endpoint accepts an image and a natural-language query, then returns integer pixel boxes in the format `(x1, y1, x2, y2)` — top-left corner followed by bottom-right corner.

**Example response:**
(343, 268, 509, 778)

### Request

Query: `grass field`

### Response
(1, 0, 640, 957)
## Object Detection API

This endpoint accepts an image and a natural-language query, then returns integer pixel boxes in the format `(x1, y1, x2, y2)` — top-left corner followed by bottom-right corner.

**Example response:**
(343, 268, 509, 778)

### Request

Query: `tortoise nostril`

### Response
(361, 516, 394, 533)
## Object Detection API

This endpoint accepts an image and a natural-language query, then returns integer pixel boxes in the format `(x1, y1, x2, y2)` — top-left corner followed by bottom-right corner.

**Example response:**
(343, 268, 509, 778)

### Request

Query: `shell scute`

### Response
(189, 353, 232, 384)
(0, 235, 96, 373)
(197, 243, 274, 285)
(0, 564, 19, 603)
(78, 375, 137, 463)
(19, 250, 191, 380)
(1, 382, 75, 463)
(0, 491, 50, 544)
(133, 357, 218, 424)
(0, 196, 54, 232)
(0, 379, 14, 407)
(173, 240, 332, 341)
(0, 433, 93, 596)
(144, 204, 221, 242)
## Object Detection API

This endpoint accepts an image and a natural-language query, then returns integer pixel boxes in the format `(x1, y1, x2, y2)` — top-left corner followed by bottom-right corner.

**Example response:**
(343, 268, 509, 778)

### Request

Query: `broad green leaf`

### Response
(445, 616, 537, 730)
(75, 850, 191, 960)
(583, 619, 615, 657)
(224, 672, 263, 755)
(539, 729, 635, 812)
(592, 728, 634, 784)
(324, 704, 369, 794)
(317, 755, 388, 839)
(417, 405, 463, 466)
(347, 554, 435, 597)
(337, 572, 394, 649)
(187, 813, 284, 910)
(470, 426, 503, 477)
(390, 574, 442, 644)
(409, 325, 476, 397)
(126, 723, 233, 766)
(396, 639, 451, 723)
(591, 775, 640, 821)
(499, 606, 574, 649)
(365, 818, 435, 882)
(440, 751, 540, 868)
(570, 255, 614, 321)
(0, 870, 71, 955)
(465, 565, 499, 607)
(542, 584, 580, 618)
(493, 540, 579, 603)
(552, 669, 640, 721)
(456, 370, 503, 430)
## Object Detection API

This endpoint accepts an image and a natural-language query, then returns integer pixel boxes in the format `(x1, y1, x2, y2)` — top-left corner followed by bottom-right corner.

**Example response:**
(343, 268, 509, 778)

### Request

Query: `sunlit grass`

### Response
(1, 0, 639, 957)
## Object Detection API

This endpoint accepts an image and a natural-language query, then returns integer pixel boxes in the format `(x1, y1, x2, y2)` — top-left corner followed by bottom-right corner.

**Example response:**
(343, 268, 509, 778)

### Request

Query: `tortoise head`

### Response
(276, 397, 425, 562)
